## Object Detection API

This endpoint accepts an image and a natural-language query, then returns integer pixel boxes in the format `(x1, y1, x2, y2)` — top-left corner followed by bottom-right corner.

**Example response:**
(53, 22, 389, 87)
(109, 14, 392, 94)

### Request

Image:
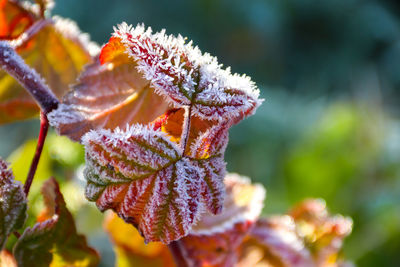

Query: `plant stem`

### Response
(180, 106, 192, 155)
(168, 241, 189, 267)
(23, 112, 49, 196)
(10, 19, 53, 49)
(0, 41, 59, 114)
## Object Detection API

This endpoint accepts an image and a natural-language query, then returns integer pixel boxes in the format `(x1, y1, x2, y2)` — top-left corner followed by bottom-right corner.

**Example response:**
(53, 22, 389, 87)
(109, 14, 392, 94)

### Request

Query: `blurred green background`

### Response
(1, 0, 400, 266)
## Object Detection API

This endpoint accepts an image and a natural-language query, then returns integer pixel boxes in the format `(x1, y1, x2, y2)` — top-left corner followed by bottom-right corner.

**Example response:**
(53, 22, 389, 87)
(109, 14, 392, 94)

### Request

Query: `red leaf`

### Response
(243, 216, 314, 267)
(178, 173, 266, 267)
(238, 199, 353, 267)
(112, 23, 262, 122)
(83, 125, 203, 244)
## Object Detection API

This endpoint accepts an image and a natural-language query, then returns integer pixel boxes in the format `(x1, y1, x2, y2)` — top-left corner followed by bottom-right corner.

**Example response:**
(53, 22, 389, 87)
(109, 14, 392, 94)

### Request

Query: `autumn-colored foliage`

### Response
(0, 0, 354, 266)
(0, 0, 97, 123)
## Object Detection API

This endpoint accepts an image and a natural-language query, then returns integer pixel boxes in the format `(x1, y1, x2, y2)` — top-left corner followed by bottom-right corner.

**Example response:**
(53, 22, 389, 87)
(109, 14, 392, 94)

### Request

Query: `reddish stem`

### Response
(168, 241, 189, 267)
(23, 112, 49, 196)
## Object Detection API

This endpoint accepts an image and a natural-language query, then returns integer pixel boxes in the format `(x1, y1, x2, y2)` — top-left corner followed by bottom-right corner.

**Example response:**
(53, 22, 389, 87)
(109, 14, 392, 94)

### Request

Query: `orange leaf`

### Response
(0, 250, 17, 267)
(239, 216, 313, 267)
(0, 0, 34, 40)
(104, 212, 175, 267)
(238, 199, 353, 267)
(0, 1, 97, 124)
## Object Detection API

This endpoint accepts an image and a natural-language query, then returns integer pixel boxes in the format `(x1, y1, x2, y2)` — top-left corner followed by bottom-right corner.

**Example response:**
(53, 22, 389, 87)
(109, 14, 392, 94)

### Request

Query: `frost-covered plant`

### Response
(0, 1, 352, 266)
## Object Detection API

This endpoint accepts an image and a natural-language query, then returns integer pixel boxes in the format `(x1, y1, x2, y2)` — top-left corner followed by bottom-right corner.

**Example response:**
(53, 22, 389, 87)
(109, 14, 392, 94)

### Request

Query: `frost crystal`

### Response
(113, 23, 263, 121)
(190, 173, 266, 236)
(0, 158, 27, 249)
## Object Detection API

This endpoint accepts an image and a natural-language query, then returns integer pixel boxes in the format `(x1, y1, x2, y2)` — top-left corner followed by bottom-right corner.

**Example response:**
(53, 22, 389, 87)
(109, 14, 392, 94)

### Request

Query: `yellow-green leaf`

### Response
(104, 212, 175, 267)
(13, 178, 99, 267)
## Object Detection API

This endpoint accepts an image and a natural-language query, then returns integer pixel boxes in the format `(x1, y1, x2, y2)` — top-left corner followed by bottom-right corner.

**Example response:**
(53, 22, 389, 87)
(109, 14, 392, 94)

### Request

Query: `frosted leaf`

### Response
(190, 173, 266, 236)
(48, 37, 169, 142)
(190, 121, 230, 159)
(190, 122, 231, 214)
(289, 199, 353, 267)
(0, 158, 27, 250)
(238, 199, 353, 267)
(243, 216, 314, 267)
(178, 173, 265, 266)
(179, 222, 253, 267)
(113, 23, 263, 122)
(192, 156, 226, 215)
(82, 125, 206, 244)
(13, 178, 99, 267)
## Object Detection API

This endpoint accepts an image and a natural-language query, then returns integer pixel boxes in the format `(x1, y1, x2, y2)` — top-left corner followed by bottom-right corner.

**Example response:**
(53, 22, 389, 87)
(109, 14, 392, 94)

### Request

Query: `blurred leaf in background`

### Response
(104, 212, 174, 267)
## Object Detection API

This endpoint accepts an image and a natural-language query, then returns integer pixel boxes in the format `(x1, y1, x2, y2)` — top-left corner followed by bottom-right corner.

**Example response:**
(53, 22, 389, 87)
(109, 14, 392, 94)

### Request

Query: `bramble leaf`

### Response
(288, 199, 353, 267)
(0, 0, 98, 124)
(13, 178, 99, 267)
(238, 199, 353, 267)
(48, 36, 169, 142)
(104, 212, 175, 267)
(178, 174, 266, 267)
(82, 120, 231, 243)
(112, 23, 262, 122)
(239, 216, 313, 267)
(82, 125, 204, 244)
(0, 158, 27, 250)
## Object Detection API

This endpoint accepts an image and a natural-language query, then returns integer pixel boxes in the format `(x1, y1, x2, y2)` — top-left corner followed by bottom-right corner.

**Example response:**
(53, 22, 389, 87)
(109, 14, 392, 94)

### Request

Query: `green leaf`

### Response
(0, 158, 27, 250)
(13, 178, 99, 267)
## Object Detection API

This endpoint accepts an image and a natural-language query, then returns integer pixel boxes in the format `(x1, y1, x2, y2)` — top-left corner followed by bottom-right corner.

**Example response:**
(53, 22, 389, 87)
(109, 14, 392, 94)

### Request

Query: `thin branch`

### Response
(10, 19, 53, 49)
(168, 241, 189, 267)
(180, 106, 192, 155)
(23, 112, 49, 196)
(0, 41, 59, 114)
